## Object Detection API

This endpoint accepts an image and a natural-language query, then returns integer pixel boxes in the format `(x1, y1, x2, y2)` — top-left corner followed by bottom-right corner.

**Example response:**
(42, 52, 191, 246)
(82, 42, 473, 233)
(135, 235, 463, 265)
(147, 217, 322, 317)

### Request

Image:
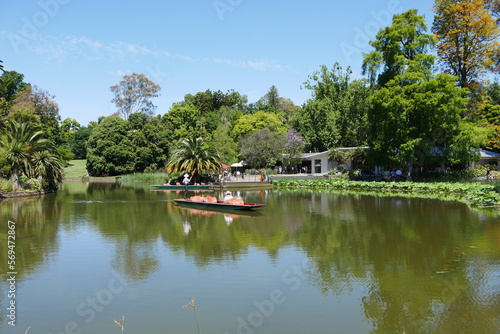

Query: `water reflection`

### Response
(0, 194, 62, 278)
(0, 182, 498, 333)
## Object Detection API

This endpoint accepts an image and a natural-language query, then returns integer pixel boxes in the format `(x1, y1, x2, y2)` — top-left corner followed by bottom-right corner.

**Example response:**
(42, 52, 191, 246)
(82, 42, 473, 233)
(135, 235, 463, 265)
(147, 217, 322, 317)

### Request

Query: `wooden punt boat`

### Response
(173, 198, 265, 210)
(151, 184, 212, 190)
(175, 206, 264, 217)
(211, 181, 272, 189)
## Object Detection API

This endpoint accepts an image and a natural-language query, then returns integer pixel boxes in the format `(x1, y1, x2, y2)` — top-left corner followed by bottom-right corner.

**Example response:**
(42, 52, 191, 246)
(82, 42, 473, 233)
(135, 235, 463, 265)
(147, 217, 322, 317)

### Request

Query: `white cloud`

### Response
(1, 32, 286, 72)
(242, 60, 283, 71)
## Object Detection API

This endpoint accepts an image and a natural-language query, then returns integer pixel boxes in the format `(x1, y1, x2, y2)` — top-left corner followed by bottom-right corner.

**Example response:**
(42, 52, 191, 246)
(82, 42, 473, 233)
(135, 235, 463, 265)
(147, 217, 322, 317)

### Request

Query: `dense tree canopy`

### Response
(239, 129, 285, 168)
(295, 63, 372, 151)
(362, 9, 435, 86)
(86, 116, 134, 176)
(231, 110, 288, 141)
(86, 114, 169, 176)
(368, 72, 485, 167)
(3, 4, 500, 177)
(0, 71, 28, 104)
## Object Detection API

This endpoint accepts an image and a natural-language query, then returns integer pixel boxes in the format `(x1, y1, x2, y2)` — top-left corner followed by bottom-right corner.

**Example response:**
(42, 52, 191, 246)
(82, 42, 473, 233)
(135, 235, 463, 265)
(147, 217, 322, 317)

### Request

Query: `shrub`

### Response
(0, 178, 13, 192)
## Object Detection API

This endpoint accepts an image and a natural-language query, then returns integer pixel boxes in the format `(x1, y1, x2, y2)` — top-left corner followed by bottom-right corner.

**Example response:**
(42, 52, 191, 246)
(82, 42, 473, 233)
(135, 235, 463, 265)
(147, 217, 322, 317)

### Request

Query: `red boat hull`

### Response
(173, 199, 265, 210)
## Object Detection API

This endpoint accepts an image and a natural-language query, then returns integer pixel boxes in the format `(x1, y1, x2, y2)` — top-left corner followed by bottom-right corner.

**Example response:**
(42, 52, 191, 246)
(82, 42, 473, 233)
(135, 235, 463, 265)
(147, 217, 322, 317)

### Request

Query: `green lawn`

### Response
(64, 159, 88, 178)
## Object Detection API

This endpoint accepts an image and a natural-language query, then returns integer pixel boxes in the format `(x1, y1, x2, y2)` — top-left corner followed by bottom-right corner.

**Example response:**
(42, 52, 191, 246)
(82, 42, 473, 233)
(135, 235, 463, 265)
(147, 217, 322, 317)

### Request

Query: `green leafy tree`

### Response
(128, 113, 169, 172)
(239, 129, 285, 167)
(294, 63, 371, 151)
(0, 71, 28, 103)
(362, 9, 435, 86)
(292, 98, 337, 152)
(0, 71, 29, 118)
(368, 72, 485, 168)
(210, 107, 239, 164)
(110, 73, 161, 120)
(86, 116, 134, 175)
(256, 85, 280, 111)
(61, 118, 80, 133)
(231, 110, 288, 141)
(255, 86, 299, 121)
(184, 89, 247, 114)
(162, 103, 202, 141)
(181, 89, 249, 136)
(479, 83, 500, 152)
(70, 126, 93, 159)
(167, 137, 221, 182)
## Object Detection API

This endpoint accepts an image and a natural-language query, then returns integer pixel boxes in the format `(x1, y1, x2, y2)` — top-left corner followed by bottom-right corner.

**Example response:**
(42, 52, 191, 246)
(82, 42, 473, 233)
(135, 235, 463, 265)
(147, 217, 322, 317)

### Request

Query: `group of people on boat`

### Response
(223, 191, 244, 205)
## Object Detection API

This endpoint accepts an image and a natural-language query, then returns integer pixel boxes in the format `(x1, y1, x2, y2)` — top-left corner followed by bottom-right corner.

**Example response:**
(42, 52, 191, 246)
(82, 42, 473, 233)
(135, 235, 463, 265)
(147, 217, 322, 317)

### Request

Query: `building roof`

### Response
(300, 152, 327, 159)
(480, 149, 500, 159)
(300, 147, 369, 160)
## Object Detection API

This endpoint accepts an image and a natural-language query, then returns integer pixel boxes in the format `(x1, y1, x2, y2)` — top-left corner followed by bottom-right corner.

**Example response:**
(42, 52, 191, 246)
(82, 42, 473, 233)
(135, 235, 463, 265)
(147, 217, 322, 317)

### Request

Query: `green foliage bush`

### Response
(414, 165, 494, 182)
(118, 173, 168, 184)
(19, 176, 41, 191)
(274, 179, 500, 207)
(86, 115, 169, 176)
(0, 178, 13, 191)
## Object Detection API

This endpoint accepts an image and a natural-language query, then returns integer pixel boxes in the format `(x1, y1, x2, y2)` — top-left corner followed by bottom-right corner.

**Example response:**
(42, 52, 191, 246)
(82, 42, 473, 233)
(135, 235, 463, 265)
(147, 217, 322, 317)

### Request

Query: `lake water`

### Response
(0, 182, 499, 334)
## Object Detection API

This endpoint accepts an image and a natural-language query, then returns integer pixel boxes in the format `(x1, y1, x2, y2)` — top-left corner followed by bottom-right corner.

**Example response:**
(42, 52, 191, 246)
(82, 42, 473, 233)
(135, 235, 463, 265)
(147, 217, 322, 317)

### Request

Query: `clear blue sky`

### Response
(1, 0, 435, 126)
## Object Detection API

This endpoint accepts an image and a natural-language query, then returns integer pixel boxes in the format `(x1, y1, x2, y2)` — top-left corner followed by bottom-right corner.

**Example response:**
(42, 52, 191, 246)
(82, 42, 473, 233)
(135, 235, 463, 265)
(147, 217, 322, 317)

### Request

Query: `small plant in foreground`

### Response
(183, 297, 201, 334)
(114, 315, 126, 333)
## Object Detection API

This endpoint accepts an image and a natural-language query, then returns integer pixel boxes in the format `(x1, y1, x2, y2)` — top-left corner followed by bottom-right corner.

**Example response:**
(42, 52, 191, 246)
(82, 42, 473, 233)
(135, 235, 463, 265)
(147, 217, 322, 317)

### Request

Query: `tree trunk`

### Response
(11, 167, 21, 191)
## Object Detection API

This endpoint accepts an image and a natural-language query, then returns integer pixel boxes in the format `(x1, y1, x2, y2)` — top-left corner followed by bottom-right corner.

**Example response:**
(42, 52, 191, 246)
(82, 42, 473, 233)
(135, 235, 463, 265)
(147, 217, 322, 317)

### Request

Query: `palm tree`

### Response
(31, 150, 64, 190)
(0, 60, 5, 73)
(167, 137, 222, 182)
(0, 119, 62, 191)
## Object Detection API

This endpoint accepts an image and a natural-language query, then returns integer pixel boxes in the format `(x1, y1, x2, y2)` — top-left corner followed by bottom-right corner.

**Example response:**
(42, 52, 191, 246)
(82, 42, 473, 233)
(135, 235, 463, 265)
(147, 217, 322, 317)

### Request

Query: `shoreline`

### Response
(0, 178, 118, 199)
(63, 177, 118, 183)
(0, 189, 54, 199)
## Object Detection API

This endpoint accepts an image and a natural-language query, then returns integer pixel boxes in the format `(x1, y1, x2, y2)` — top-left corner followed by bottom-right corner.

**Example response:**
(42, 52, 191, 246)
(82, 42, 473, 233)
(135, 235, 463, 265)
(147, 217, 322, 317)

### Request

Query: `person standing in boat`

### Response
(183, 173, 191, 198)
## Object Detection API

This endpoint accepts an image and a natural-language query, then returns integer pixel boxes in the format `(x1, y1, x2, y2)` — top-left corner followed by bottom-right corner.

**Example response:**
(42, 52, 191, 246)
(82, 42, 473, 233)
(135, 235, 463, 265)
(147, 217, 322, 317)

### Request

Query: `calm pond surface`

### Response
(0, 181, 499, 334)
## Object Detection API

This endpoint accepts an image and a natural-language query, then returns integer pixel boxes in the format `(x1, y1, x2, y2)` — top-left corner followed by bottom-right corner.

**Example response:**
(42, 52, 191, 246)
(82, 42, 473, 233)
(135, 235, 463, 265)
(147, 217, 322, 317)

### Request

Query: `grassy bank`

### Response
(64, 159, 88, 178)
(274, 179, 500, 207)
(117, 172, 169, 185)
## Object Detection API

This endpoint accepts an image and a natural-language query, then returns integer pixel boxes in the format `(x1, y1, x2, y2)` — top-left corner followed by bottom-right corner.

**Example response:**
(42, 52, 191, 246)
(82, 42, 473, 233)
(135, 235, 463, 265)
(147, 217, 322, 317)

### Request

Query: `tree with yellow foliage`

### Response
(432, 0, 500, 90)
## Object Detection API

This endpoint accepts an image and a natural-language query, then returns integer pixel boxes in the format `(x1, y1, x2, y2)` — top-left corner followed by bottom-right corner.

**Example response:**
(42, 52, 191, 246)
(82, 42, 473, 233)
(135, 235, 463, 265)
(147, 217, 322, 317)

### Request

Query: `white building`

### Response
(299, 148, 500, 175)
(470, 149, 500, 170)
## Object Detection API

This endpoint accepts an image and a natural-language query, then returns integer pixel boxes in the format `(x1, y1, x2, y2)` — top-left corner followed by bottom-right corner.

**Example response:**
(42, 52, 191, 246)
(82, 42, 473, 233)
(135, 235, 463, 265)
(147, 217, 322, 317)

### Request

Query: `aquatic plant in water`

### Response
(114, 315, 125, 333)
(184, 297, 201, 334)
(273, 179, 500, 207)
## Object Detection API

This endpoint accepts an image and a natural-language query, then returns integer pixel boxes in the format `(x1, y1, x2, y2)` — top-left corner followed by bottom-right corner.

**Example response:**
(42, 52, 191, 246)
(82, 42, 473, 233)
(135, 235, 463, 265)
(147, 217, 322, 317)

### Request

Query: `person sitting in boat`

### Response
(223, 191, 233, 203)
